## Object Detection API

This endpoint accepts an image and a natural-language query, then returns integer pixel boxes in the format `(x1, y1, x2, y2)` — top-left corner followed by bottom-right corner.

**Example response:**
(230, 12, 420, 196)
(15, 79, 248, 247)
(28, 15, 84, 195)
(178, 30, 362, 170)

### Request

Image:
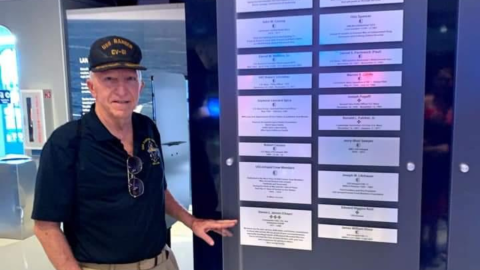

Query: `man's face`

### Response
(87, 69, 144, 120)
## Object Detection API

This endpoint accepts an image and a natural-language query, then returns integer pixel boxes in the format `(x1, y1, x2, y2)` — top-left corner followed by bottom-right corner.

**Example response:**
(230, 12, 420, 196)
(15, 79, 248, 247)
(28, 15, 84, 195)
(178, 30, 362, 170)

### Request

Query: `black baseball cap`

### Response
(88, 36, 147, 72)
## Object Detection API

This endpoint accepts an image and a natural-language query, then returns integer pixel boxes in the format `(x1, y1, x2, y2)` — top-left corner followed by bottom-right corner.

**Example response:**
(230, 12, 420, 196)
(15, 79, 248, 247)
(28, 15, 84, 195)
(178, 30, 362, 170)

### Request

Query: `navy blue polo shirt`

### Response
(32, 104, 168, 264)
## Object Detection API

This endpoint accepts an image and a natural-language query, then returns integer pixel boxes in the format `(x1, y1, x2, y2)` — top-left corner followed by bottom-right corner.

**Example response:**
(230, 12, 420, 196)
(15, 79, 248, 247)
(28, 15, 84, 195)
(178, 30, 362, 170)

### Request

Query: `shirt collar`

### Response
(83, 103, 149, 142)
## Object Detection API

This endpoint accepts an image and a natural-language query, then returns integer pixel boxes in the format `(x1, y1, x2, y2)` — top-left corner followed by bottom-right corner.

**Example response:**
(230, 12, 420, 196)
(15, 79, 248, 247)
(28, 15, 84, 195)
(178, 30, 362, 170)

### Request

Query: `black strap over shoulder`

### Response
(76, 118, 83, 139)
(73, 118, 83, 170)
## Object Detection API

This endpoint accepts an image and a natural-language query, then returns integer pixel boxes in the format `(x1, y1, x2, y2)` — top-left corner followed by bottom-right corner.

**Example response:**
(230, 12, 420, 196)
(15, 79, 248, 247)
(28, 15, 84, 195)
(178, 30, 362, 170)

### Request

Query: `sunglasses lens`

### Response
(127, 156, 143, 174)
(129, 177, 144, 197)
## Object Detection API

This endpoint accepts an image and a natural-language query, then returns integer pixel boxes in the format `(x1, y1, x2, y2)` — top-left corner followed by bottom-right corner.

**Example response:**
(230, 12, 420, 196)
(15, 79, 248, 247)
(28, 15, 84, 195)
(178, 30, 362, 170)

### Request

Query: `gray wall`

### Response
(0, 0, 69, 128)
(152, 72, 191, 227)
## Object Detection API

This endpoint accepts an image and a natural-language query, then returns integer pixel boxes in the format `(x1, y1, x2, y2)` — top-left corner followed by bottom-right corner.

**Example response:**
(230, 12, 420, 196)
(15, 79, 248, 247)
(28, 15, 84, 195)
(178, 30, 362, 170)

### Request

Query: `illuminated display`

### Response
(0, 25, 23, 155)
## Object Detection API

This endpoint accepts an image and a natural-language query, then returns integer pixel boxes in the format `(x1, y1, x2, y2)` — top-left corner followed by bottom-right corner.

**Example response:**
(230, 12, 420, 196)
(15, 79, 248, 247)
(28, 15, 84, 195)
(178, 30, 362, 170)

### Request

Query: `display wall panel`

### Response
(448, 0, 480, 269)
(218, 0, 428, 269)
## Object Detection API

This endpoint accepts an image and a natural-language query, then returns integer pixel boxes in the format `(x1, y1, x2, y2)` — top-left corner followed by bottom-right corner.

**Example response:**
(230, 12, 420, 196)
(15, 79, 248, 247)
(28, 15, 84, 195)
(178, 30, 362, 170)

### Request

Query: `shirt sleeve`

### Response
(31, 130, 77, 222)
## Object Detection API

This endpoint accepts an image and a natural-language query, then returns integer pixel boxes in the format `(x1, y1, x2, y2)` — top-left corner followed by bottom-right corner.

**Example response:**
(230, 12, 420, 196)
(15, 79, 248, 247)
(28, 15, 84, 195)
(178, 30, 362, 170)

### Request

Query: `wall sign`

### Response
(0, 90, 11, 104)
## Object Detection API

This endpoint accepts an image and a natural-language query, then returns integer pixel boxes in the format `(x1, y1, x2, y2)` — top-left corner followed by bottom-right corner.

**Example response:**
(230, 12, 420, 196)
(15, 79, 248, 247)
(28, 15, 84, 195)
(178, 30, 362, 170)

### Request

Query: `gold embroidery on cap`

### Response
(113, 38, 133, 49)
(124, 63, 140, 67)
(93, 62, 141, 70)
(111, 49, 127, 56)
(93, 63, 121, 69)
(101, 41, 112, 50)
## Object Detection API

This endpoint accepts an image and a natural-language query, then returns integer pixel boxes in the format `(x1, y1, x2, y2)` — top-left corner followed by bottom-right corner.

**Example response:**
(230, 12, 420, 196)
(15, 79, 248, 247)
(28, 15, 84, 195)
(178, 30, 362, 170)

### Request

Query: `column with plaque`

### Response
(218, 0, 428, 269)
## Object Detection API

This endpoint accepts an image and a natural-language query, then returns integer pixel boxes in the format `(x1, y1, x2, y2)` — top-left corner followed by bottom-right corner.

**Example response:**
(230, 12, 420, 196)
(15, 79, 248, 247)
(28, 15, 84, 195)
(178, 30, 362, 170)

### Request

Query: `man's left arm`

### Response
(164, 189, 237, 246)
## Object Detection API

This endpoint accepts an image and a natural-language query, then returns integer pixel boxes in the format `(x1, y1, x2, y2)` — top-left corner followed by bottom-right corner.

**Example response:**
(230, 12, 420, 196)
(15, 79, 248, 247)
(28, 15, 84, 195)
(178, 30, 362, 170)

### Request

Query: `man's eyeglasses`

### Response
(127, 156, 144, 198)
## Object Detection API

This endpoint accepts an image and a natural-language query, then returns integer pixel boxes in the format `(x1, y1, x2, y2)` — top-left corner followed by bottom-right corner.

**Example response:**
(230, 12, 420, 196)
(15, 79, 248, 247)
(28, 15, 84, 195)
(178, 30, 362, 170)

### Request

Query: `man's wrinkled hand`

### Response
(191, 219, 238, 246)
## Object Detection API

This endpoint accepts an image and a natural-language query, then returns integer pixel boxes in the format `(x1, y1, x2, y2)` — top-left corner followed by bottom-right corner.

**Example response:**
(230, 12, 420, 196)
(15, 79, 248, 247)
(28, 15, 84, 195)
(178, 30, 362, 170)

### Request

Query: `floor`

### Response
(171, 219, 194, 270)
(0, 221, 194, 270)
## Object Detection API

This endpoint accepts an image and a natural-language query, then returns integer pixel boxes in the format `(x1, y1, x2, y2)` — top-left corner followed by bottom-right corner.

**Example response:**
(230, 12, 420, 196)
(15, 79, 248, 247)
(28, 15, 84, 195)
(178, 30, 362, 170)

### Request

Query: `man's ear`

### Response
(140, 80, 145, 93)
(87, 77, 97, 98)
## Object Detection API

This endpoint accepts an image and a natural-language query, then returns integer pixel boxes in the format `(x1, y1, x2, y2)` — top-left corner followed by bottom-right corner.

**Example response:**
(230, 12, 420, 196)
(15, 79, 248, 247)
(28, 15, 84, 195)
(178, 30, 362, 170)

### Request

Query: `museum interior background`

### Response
(1, 0, 479, 270)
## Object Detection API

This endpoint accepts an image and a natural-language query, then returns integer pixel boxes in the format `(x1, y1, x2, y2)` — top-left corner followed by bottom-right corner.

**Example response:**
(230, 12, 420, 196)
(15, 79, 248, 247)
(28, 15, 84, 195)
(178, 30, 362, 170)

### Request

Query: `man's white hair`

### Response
(89, 70, 143, 82)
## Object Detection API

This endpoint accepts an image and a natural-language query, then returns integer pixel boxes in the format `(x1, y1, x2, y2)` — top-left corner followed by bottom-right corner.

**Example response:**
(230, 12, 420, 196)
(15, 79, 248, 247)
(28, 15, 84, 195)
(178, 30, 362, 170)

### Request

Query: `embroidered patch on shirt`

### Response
(142, 138, 161, 165)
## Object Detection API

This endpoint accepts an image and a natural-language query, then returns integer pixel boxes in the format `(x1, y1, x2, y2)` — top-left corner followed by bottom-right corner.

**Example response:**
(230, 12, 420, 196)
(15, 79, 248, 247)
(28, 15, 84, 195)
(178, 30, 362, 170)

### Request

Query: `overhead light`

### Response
(440, 25, 448, 33)
(0, 35, 16, 45)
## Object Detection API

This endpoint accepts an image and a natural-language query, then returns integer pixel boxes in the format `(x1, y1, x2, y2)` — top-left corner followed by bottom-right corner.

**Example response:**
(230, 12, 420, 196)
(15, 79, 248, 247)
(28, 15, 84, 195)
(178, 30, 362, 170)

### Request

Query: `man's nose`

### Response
(115, 82, 129, 96)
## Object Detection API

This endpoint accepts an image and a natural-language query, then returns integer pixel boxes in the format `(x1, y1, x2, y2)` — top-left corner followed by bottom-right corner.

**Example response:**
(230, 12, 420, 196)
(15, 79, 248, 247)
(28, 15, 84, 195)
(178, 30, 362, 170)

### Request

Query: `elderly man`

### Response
(31, 36, 237, 270)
